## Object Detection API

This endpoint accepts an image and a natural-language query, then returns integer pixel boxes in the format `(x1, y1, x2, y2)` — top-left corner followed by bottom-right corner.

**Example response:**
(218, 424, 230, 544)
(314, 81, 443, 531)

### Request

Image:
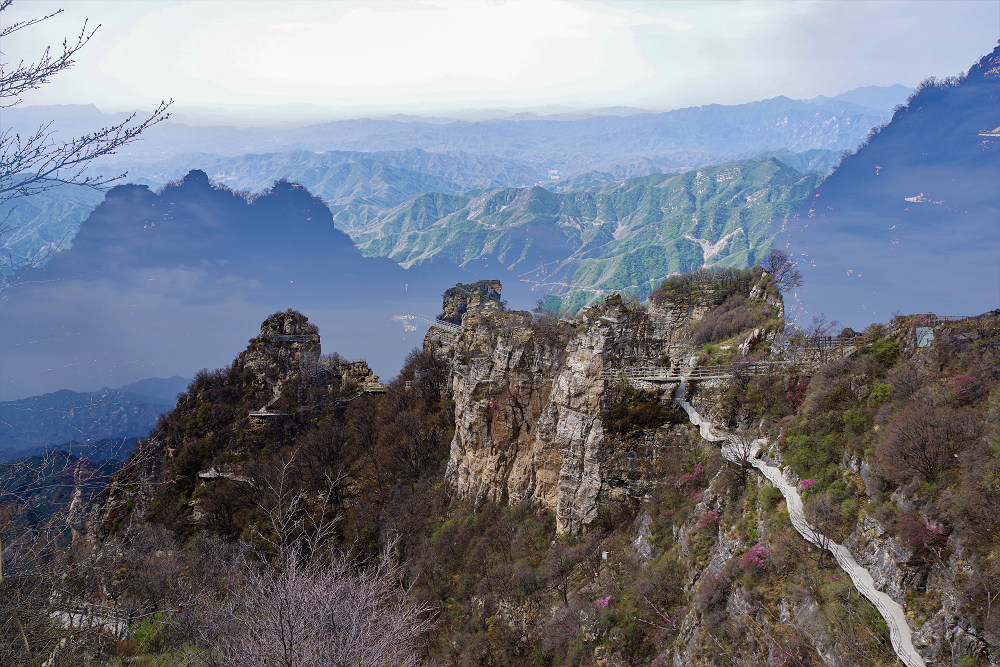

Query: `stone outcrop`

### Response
(241, 309, 321, 383)
(94, 310, 382, 533)
(438, 280, 503, 324)
(437, 288, 727, 532)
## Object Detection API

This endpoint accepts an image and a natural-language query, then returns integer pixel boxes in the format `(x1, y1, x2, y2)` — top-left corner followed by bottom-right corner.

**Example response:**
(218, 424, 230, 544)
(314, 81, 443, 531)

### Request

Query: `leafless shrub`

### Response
(877, 402, 969, 484)
(218, 541, 432, 667)
(759, 249, 802, 293)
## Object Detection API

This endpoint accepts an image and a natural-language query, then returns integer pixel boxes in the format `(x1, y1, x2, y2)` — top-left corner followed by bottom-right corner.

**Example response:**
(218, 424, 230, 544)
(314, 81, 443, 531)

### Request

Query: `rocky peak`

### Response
(181, 169, 211, 187)
(240, 310, 321, 385)
(438, 280, 503, 324)
(435, 271, 782, 532)
(257, 309, 319, 338)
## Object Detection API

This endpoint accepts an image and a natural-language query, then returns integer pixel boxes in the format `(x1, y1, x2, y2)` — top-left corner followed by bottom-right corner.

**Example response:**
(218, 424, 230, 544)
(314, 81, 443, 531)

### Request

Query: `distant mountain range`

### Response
(788, 46, 1000, 325)
(0, 182, 105, 286)
(5, 87, 909, 171)
(0, 376, 188, 461)
(0, 170, 536, 399)
(351, 157, 823, 312)
(806, 84, 914, 115)
(1, 85, 909, 291)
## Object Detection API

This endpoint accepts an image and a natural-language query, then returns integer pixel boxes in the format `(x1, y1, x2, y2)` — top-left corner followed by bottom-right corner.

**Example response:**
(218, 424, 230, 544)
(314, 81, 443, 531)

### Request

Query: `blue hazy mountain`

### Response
(0, 171, 534, 400)
(0, 380, 174, 462)
(6, 92, 899, 174)
(788, 47, 1000, 326)
(806, 84, 914, 115)
(0, 372, 188, 459)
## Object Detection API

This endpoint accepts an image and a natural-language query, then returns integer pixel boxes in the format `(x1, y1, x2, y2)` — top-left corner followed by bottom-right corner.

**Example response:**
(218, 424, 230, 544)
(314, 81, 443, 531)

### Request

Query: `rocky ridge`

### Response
(435, 281, 756, 532)
(429, 278, 998, 665)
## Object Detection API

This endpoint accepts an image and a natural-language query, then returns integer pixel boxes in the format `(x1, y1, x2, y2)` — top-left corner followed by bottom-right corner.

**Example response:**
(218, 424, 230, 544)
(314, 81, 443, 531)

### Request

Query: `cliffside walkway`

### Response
(249, 382, 285, 417)
(262, 333, 319, 342)
(602, 336, 862, 382)
(675, 383, 926, 667)
(432, 319, 460, 333)
(602, 361, 795, 382)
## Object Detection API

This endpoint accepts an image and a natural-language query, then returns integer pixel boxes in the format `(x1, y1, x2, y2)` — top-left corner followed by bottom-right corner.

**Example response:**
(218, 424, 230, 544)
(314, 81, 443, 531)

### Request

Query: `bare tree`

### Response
(250, 446, 345, 566)
(219, 540, 432, 667)
(878, 402, 967, 484)
(803, 492, 841, 568)
(759, 249, 802, 293)
(0, 449, 111, 663)
(725, 428, 759, 488)
(0, 0, 171, 207)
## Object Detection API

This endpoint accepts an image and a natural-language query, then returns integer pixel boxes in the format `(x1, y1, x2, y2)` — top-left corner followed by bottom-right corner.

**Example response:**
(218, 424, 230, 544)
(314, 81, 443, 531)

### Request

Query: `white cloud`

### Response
(5, 0, 997, 114)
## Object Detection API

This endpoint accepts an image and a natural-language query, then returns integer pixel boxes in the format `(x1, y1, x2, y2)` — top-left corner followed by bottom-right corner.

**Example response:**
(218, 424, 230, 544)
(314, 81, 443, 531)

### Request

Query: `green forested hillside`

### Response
(353, 157, 822, 312)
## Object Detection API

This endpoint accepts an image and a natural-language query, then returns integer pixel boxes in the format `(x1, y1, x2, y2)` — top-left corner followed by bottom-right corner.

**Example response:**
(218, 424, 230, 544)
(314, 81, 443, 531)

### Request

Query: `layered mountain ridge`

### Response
(354, 157, 823, 311)
(0, 170, 532, 399)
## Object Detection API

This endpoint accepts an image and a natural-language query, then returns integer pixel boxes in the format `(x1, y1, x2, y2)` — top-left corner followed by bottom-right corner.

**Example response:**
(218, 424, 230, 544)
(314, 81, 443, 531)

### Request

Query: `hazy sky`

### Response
(6, 0, 999, 119)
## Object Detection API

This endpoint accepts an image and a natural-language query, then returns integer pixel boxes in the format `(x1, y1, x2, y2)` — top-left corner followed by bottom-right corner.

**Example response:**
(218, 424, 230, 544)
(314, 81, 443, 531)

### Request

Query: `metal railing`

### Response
(603, 360, 798, 382)
(263, 334, 319, 342)
(432, 319, 461, 333)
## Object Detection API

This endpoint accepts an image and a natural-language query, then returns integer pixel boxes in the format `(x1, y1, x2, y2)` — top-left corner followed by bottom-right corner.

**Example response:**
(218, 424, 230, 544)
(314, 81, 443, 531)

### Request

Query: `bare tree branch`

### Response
(759, 249, 802, 293)
(0, 0, 172, 208)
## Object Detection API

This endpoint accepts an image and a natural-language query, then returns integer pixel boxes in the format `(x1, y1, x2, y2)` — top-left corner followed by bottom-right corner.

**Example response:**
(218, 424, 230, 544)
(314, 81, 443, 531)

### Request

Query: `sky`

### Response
(5, 0, 999, 121)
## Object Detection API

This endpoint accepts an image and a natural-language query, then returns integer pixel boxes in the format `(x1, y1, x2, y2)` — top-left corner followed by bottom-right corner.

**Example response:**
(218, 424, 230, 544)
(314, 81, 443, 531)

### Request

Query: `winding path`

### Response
(249, 381, 284, 417)
(675, 389, 926, 667)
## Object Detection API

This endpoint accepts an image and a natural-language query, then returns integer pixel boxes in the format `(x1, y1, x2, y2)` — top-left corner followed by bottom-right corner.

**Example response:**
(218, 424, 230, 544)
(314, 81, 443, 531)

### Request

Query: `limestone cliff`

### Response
(436, 286, 744, 532)
(438, 279, 503, 324)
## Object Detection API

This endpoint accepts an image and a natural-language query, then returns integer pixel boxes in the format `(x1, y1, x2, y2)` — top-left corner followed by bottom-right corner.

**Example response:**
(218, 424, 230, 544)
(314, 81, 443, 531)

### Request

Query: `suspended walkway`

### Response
(603, 335, 863, 383)
(262, 333, 319, 342)
(602, 362, 792, 382)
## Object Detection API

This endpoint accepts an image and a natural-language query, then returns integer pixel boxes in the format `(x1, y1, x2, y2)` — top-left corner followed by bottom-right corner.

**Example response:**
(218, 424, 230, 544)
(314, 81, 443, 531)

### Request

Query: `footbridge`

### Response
(602, 361, 795, 383)
(405, 314, 461, 345)
(603, 336, 862, 383)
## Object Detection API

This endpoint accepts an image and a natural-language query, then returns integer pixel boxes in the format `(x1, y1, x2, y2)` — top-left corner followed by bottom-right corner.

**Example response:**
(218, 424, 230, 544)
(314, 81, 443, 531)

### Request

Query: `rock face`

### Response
(438, 280, 503, 324)
(437, 290, 723, 532)
(241, 309, 321, 384)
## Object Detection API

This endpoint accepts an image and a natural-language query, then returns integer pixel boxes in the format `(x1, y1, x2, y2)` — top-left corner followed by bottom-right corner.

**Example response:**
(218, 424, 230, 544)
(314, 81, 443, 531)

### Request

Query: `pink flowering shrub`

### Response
(673, 462, 703, 489)
(651, 652, 671, 667)
(947, 374, 979, 396)
(739, 542, 771, 570)
(784, 375, 809, 409)
(698, 509, 720, 529)
(594, 595, 612, 609)
(897, 513, 949, 561)
(799, 478, 816, 491)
